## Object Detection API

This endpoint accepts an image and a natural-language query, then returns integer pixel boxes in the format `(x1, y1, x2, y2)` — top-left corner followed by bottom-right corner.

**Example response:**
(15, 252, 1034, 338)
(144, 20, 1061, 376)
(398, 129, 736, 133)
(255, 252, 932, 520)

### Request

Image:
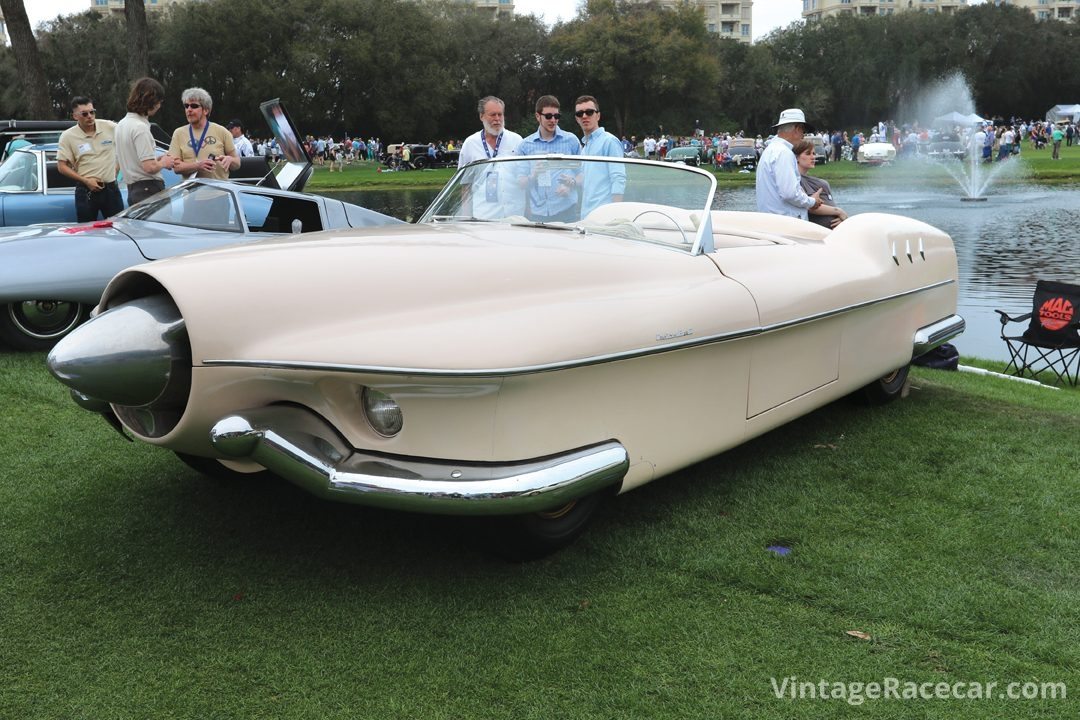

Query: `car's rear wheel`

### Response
(492, 488, 612, 561)
(857, 364, 910, 405)
(0, 300, 88, 351)
(412, 155, 428, 170)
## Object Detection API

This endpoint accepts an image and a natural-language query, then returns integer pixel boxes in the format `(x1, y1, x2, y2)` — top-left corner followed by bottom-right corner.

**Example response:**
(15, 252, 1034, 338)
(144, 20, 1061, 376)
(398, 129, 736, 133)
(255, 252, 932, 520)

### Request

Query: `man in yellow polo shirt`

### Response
(168, 87, 238, 181)
(57, 95, 123, 221)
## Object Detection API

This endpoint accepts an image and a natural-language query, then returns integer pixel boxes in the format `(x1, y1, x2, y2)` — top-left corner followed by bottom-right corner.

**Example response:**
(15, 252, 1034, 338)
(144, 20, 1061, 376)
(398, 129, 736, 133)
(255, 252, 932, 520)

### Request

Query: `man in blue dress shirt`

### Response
(516, 95, 581, 222)
(574, 95, 626, 218)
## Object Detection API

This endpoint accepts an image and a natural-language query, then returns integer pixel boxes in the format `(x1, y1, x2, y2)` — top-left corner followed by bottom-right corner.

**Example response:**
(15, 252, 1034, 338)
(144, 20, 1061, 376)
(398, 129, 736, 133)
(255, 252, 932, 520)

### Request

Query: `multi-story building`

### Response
(471, 0, 515, 16)
(89, 0, 190, 15)
(803, 0, 968, 21)
(995, 0, 1075, 21)
(804, 0, 1075, 21)
(628, 1, 753, 43)
(412, 0, 515, 17)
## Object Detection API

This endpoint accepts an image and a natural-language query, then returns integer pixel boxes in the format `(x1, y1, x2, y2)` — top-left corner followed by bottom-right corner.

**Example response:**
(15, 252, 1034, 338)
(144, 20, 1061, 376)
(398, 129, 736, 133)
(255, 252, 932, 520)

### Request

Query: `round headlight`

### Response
(362, 387, 403, 437)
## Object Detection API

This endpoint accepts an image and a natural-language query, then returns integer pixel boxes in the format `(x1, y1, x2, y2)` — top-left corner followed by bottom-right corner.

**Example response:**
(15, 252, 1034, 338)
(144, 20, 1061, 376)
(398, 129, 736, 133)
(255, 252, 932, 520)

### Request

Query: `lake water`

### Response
(324, 184, 1080, 362)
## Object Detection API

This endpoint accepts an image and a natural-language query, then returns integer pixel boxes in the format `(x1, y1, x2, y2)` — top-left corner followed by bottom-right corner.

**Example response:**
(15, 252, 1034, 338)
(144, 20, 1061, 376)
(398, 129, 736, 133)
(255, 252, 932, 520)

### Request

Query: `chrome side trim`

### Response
(209, 406, 629, 515)
(202, 280, 956, 378)
(913, 314, 966, 357)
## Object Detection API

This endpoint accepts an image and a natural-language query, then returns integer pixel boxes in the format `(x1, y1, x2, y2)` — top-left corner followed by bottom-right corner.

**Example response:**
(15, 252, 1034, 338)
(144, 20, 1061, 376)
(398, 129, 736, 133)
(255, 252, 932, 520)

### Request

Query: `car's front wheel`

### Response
(493, 488, 613, 561)
(0, 300, 89, 351)
(175, 452, 279, 484)
(857, 364, 910, 404)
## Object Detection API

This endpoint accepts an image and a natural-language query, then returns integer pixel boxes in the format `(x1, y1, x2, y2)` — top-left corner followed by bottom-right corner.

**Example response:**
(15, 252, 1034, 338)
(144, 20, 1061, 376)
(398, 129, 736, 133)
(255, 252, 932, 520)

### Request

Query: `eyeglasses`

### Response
(575, 109, 598, 118)
(183, 103, 202, 109)
(539, 112, 560, 120)
(77, 110, 96, 117)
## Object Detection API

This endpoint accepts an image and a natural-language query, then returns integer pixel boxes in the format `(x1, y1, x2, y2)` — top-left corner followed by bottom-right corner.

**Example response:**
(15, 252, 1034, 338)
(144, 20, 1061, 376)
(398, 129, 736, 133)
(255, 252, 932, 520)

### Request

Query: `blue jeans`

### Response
(75, 182, 124, 222)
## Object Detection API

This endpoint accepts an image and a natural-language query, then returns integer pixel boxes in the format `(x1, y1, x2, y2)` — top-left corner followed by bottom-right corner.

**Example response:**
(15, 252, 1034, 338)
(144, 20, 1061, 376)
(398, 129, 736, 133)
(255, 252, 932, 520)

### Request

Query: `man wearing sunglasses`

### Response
(573, 95, 625, 217)
(57, 96, 123, 222)
(515, 95, 580, 223)
(168, 87, 238, 181)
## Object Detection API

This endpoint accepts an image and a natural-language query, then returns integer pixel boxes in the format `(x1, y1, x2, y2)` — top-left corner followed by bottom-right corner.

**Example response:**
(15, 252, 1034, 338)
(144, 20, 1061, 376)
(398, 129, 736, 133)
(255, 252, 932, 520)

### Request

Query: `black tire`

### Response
(412, 155, 428, 170)
(491, 489, 612, 561)
(0, 300, 88, 351)
(174, 452, 278, 484)
(857, 364, 911, 405)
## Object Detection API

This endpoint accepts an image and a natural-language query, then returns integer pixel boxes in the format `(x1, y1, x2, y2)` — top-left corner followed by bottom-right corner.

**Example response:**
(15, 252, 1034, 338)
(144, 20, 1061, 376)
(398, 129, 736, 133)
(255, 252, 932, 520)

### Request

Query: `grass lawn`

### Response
(2, 351, 1078, 718)
(304, 143, 1080, 193)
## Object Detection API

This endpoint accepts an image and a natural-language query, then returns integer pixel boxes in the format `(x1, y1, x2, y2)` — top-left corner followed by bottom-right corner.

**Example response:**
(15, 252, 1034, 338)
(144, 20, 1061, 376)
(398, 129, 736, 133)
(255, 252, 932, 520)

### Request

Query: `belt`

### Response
(79, 181, 118, 192)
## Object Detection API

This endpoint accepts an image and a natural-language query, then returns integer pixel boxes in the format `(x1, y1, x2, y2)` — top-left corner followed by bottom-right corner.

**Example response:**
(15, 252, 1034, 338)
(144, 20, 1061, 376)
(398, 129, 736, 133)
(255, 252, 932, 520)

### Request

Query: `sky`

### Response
(25, 0, 804, 41)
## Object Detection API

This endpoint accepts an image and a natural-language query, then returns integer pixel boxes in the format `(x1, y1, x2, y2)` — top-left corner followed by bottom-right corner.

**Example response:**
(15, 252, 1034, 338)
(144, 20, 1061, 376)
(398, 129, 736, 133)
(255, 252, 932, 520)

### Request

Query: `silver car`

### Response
(0, 178, 402, 350)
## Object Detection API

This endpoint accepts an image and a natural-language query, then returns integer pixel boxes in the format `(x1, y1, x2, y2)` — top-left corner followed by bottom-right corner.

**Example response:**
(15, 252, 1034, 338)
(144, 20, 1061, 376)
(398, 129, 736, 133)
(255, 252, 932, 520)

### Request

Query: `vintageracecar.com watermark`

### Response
(770, 677, 1067, 705)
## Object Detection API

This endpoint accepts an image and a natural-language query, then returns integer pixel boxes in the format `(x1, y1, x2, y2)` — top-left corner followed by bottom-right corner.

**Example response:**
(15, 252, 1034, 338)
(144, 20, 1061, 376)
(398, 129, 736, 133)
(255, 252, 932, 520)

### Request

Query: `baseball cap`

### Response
(227, 119, 244, 130)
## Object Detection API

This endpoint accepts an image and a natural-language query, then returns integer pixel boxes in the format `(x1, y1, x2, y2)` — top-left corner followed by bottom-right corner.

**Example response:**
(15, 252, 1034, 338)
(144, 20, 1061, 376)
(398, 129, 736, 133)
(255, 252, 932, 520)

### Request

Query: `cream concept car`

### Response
(48, 157, 964, 557)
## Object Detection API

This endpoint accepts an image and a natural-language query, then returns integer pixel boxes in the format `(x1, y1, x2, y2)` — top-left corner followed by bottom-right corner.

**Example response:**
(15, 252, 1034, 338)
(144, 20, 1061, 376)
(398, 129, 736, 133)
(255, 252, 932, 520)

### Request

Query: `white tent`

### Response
(933, 111, 985, 127)
(1045, 104, 1080, 123)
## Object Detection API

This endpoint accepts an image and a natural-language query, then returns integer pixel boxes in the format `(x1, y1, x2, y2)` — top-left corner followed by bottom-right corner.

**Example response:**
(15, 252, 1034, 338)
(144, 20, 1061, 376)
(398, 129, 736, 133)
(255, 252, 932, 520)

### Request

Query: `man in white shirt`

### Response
(457, 95, 522, 167)
(227, 119, 254, 157)
(755, 108, 821, 220)
(457, 96, 524, 218)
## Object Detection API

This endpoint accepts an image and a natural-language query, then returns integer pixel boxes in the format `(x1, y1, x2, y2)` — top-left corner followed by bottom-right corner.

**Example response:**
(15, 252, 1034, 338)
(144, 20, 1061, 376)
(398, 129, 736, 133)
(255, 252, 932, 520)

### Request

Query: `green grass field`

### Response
(3, 350, 1078, 718)
(304, 142, 1080, 193)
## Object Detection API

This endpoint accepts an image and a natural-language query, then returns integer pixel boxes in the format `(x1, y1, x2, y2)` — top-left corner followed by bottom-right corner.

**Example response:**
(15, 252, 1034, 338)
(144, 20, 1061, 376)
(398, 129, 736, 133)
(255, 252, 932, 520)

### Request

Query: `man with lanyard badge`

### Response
(458, 96, 523, 219)
(169, 87, 239, 181)
(515, 95, 580, 223)
(57, 95, 123, 221)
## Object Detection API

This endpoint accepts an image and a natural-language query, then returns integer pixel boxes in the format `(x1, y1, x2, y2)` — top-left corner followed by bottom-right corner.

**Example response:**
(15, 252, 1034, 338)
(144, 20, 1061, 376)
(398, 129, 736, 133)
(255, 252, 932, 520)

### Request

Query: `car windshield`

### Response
(117, 182, 243, 233)
(420, 156, 715, 252)
(0, 150, 40, 192)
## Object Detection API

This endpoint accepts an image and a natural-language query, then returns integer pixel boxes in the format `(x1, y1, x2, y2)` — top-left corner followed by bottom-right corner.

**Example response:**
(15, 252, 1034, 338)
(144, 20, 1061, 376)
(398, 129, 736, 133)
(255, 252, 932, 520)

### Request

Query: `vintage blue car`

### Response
(0, 144, 184, 226)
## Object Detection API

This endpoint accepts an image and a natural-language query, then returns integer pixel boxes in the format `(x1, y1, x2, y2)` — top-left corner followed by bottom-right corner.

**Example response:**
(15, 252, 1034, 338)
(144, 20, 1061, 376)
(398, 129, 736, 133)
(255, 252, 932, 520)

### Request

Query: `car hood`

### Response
(104, 222, 753, 373)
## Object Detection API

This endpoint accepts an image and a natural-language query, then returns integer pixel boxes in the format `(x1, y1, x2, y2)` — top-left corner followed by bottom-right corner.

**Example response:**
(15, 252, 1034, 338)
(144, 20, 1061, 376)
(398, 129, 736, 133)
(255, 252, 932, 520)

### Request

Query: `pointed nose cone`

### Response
(47, 295, 189, 407)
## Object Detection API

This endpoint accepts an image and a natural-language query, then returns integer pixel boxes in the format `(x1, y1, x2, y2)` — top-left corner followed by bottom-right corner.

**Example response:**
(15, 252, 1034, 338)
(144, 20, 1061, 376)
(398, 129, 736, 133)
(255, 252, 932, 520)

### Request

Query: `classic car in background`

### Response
(925, 132, 968, 161)
(381, 143, 459, 170)
(727, 138, 758, 170)
(661, 145, 707, 167)
(48, 156, 963, 558)
(0, 145, 183, 227)
(0, 178, 403, 350)
(811, 136, 830, 164)
(857, 142, 897, 165)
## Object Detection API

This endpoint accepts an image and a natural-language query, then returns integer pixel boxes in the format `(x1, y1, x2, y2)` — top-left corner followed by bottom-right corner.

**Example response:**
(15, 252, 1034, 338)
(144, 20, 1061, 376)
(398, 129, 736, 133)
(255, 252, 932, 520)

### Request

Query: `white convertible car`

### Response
(48, 156, 963, 557)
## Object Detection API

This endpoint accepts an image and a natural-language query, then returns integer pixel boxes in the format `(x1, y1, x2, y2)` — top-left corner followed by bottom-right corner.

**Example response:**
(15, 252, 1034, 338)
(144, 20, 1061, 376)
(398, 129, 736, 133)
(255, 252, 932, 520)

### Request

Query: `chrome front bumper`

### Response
(209, 406, 629, 515)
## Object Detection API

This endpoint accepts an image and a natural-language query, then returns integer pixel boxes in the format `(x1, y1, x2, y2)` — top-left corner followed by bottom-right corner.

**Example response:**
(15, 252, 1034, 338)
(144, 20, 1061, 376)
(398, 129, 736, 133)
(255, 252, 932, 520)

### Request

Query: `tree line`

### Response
(0, 0, 1077, 141)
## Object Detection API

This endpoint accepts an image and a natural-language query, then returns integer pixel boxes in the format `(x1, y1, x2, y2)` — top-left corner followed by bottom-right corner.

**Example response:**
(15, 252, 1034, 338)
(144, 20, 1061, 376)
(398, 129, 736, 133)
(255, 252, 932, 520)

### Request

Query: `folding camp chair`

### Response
(996, 280, 1080, 385)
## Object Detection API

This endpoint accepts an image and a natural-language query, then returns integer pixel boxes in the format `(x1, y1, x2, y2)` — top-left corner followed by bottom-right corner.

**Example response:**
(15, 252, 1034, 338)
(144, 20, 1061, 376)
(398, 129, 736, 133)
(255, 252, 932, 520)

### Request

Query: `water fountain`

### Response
(904, 73, 1025, 201)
